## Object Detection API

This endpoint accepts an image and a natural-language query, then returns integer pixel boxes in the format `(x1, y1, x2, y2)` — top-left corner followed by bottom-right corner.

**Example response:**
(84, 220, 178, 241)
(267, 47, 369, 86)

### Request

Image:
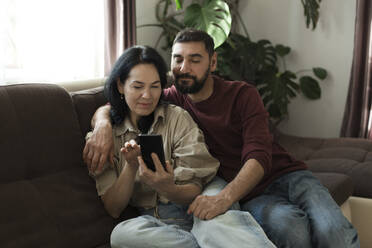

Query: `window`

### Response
(0, 0, 104, 84)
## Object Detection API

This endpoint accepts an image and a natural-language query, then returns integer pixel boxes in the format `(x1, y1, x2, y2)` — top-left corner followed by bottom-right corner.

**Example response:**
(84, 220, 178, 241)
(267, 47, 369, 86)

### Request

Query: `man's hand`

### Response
(138, 154, 174, 194)
(188, 159, 265, 220)
(83, 120, 114, 173)
(187, 194, 233, 220)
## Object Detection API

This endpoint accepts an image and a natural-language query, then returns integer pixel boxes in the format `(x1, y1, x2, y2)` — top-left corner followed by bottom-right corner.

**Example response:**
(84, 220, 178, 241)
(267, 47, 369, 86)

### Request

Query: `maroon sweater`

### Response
(163, 76, 307, 202)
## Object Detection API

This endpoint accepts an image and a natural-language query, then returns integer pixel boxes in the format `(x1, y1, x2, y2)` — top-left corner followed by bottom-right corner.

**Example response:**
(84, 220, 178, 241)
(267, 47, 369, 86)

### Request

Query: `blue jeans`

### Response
(111, 177, 276, 248)
(111, 203, 199, 248)
(242, 170, 360, 248)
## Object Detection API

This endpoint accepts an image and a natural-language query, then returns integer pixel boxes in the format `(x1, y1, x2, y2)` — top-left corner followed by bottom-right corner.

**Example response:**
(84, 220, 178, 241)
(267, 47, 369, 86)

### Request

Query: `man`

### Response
(84, 29, 359, 247)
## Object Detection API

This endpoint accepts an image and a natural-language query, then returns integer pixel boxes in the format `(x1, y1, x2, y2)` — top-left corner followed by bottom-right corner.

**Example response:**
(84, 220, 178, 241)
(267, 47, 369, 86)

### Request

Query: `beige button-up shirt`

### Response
(88, 104, 219, 208)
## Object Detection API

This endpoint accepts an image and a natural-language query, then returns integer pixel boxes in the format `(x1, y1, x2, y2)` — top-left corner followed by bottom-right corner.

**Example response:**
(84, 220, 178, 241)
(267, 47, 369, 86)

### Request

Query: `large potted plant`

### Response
(141, 0, 326, 124)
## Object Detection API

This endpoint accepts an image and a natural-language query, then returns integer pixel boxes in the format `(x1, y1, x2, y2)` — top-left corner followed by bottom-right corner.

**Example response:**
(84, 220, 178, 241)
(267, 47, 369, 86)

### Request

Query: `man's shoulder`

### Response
(163, 85, 184, 104)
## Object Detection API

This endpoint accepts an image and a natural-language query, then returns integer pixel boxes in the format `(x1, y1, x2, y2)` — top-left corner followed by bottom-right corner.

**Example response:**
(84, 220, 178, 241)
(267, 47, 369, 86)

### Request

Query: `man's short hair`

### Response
(173, 28, 215, 57)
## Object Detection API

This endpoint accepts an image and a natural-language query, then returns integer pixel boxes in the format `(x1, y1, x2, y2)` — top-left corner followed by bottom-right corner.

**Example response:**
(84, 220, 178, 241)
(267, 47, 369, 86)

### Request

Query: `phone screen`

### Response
(138, 134, 166, 171)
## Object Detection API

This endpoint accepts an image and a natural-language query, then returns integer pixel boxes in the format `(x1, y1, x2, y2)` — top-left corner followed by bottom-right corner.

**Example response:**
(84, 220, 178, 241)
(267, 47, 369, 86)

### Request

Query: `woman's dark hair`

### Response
(104, 45, 168, 133)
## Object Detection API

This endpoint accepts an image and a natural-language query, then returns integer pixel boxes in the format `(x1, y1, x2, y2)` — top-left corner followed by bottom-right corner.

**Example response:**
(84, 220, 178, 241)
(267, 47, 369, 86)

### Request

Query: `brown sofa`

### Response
(1, 83, 371, 248)
(276, 131, 372, 204)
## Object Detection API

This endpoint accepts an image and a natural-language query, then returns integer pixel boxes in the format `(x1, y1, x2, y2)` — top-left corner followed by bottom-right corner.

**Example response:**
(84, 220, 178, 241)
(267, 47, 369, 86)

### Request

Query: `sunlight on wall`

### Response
(0, 0, 104, 84)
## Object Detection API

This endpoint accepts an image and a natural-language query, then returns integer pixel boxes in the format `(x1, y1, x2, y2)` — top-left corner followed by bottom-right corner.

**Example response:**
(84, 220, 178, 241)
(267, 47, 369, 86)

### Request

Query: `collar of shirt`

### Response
(114, 104, 166, 137)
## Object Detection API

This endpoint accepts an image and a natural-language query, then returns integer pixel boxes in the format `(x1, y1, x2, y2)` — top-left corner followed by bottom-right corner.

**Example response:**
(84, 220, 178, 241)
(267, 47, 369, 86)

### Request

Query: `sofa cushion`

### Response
(0, 84, 85, 182)
(312, 172, 354, 206)
(0, 167, 115, 248)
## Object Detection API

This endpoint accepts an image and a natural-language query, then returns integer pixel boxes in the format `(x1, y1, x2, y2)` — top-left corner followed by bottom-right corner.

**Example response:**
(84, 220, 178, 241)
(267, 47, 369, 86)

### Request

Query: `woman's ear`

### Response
(116, 78, 124, 94)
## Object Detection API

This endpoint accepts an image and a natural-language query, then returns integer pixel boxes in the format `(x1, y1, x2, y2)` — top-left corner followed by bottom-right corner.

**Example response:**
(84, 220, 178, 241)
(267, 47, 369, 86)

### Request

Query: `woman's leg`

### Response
(111, 202, 199, 248)
(111, 215, 199, 248)
(191, 177, 276, 248)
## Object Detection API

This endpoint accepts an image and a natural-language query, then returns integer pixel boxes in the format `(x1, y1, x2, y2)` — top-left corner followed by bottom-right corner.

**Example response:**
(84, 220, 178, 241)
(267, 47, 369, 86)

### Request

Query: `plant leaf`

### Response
(300, 76, 321, 99)
(301, 0, 321, 30)
(257, 41, 277, 65)
(184, 0, 232, 48)
(275, 44, 291, 57)
(313, 67, 327, 80)
(268, 104, 284, 119)
(173, 0, 182, 10)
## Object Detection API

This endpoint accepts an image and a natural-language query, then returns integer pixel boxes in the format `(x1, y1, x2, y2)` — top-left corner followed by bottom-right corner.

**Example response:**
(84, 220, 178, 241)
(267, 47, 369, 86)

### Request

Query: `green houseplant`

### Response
(141, 0, 326, 124)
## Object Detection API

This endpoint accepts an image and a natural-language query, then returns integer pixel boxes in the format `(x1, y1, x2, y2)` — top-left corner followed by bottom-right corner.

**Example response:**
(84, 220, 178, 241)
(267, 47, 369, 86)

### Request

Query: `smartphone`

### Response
(138, 134, 166, 171)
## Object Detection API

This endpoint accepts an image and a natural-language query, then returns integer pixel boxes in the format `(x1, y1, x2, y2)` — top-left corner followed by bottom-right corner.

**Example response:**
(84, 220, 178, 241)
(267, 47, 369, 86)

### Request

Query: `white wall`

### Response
(136, 0, 172, 64)
(136, 0, 356, 138)
(239, 0, 356, 138)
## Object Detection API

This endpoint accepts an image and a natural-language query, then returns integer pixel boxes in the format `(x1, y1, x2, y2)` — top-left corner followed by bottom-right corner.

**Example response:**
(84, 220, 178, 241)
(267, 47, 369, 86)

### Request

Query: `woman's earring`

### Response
(120, 94, 124, 100)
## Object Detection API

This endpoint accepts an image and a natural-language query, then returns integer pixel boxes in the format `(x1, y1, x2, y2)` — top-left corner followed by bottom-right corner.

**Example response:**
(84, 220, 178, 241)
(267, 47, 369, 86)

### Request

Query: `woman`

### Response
(87, 45, 219, 248)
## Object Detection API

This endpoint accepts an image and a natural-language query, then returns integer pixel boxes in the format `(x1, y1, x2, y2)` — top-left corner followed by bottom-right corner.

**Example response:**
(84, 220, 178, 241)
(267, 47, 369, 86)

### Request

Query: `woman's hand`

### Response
(120, 139, 141, 169)
(138, 154, 174, 194)
(138, 154, 201, 205)
(102, 139, 140, 218)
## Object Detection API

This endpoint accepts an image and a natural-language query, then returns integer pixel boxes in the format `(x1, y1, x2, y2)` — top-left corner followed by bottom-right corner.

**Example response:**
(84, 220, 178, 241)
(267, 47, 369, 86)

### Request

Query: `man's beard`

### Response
(174, 67, 210, 94)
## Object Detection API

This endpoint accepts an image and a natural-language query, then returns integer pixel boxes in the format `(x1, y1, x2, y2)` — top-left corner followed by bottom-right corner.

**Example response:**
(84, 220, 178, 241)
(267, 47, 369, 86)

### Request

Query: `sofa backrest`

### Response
(70, 86, 107, 137)
(277, 132, 372, 199)
(0, 83, 85, 182)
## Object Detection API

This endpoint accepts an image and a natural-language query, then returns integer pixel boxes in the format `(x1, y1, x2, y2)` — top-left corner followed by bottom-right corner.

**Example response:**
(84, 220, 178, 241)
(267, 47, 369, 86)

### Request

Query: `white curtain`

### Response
(0, 0, 104, 84)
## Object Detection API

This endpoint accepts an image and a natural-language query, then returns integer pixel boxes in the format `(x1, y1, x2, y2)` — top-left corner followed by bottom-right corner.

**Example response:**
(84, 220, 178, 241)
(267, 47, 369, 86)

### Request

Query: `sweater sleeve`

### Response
(238, 86, 273, 175)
